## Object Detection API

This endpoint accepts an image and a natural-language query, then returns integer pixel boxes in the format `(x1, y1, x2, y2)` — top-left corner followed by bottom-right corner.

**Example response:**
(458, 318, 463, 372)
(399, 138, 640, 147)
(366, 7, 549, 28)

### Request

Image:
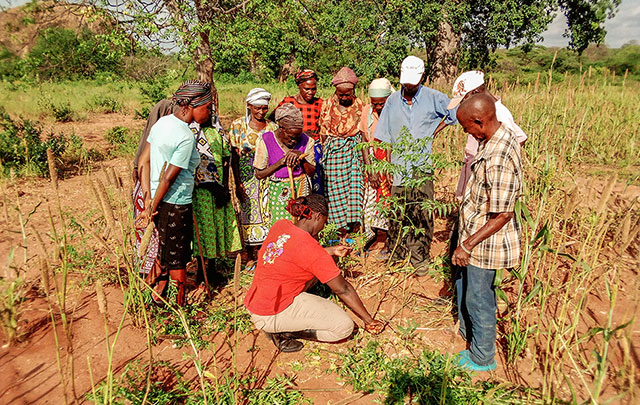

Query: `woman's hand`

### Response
(283, 150, 303, 168)
(325, 245, 353, 257)
(135, 208, 156, 229)
(368, 173, 381, 189)
(364, 320, 384, 334)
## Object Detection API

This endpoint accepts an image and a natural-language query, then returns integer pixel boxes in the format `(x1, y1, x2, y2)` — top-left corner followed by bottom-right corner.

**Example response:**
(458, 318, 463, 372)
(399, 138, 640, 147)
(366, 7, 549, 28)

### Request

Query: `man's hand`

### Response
(364, 319, 384, 334)
(451, 245, 470, 267)
(325, 245, 353, 257)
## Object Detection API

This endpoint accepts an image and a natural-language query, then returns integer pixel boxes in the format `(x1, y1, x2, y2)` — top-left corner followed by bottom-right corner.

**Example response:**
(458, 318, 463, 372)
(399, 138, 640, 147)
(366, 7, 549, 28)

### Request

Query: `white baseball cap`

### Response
(448, 71, 485, 109)
(400, 56, 425, 85)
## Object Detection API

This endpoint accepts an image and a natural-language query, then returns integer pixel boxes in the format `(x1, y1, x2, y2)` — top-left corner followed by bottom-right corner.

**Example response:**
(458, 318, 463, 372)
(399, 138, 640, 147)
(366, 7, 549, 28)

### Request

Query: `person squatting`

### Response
(134, 60, 525, 371)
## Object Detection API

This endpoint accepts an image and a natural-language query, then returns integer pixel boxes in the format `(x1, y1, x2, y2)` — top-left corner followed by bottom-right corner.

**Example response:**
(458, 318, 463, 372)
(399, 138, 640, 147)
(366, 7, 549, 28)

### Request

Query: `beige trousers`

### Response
(248, 292, 354, 342)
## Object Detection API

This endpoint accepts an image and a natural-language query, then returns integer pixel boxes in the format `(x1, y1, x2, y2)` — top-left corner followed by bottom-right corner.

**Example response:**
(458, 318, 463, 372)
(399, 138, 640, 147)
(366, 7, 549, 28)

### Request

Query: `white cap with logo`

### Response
(448, 71, 485, 109)
(400, 56, 425, 85)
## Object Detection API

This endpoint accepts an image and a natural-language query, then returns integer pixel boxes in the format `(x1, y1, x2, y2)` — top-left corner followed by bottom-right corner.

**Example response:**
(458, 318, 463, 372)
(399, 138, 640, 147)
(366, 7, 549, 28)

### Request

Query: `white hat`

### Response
(400, 56, 425, 85)
(448, 71, 485, 109)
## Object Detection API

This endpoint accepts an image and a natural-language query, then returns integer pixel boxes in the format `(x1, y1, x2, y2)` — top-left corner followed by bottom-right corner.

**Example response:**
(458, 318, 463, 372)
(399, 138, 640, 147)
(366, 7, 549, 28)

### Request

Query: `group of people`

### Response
(132, 55, 526, 372)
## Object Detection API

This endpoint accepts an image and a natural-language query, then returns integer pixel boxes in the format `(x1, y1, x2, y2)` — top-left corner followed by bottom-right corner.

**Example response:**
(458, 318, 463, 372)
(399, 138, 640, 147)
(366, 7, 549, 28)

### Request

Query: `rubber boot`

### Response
(263, 331, 304, 352)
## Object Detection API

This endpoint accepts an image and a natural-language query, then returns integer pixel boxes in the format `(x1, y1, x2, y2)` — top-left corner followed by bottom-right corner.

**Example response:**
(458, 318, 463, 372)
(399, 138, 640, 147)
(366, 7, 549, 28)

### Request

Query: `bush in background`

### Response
(89, 95, 122, 114)
(0, 107, 68, 176)
(22, 27, 126, 81)
(105, 126, 138, 157)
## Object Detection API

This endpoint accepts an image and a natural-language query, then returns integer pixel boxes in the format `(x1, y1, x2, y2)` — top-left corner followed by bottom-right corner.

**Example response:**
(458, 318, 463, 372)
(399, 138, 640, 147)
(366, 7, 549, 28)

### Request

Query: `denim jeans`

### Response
(455, 264, 497, 366)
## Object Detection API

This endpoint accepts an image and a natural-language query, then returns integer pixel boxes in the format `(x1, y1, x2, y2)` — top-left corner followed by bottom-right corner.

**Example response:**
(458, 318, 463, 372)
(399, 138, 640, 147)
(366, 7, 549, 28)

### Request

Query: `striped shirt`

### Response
(459, 125, 523, 269)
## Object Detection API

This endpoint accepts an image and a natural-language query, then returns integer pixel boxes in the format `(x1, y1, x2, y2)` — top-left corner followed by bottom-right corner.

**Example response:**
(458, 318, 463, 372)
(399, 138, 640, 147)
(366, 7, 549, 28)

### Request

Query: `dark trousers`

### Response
(388, 179, 434, 269)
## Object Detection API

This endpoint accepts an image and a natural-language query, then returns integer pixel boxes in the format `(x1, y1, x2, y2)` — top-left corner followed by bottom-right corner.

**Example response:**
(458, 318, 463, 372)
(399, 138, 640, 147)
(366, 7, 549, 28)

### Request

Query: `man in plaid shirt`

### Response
(452, 93, 523, 372)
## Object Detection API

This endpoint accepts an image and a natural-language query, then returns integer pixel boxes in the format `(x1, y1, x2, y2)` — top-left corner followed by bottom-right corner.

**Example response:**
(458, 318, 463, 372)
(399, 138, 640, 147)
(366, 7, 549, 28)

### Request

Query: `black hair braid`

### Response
(286, 194, 328, 218)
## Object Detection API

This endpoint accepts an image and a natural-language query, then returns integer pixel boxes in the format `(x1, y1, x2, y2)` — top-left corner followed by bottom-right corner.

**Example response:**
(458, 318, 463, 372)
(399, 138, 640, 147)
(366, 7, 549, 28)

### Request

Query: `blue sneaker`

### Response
(457, 350, 497, 372)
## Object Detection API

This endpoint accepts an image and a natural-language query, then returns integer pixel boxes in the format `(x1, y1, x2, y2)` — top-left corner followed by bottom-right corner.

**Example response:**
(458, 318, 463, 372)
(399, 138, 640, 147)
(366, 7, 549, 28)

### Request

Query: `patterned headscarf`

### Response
(245, 88, 272, 122)
(173, 80, 212, 107)
(245, 88, 271, 106)
(295, 69, 318, 85)
(368, 78, 394, 98)
(275, 103, 304, 129)
(331, 67, 359, 88)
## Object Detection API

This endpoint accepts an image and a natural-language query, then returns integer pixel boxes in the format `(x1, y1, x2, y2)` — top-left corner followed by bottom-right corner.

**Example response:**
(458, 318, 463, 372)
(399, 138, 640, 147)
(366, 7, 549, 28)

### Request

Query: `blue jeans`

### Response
(455, 264, 497, 366)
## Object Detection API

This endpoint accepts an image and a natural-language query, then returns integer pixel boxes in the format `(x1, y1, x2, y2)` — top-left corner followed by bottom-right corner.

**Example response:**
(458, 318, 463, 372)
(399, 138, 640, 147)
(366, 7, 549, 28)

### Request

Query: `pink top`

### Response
(359, 104, 380, 142)
(464, 99, 527, 162)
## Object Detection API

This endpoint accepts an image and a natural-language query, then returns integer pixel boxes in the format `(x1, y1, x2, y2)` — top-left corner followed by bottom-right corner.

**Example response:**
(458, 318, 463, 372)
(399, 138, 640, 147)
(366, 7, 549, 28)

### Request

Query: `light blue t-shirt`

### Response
(147, 114, 200, 205)
(373, 85, 457, 186)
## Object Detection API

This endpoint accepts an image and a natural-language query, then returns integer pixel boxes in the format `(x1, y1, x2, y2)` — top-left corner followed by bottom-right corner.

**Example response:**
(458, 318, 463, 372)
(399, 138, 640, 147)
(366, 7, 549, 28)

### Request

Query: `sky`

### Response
(540, 0, 640, 47)
(1, 0, 639, 48)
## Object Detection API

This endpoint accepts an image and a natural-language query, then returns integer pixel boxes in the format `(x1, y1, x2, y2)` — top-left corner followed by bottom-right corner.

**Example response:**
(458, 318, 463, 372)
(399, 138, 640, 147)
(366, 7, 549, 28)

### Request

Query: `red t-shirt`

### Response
(277, 96, 323, 140)
(244, 220, 340, 316)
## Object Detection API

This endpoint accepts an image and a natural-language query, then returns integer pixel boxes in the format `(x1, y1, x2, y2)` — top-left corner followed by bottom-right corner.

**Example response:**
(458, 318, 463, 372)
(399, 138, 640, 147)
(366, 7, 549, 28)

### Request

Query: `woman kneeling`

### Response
(243, 194, 383, 352)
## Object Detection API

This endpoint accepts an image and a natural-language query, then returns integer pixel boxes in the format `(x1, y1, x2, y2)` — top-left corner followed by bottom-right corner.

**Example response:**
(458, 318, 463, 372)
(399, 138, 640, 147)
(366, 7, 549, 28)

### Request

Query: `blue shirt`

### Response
(148, 114, 200, 205)
(373, 85, 457, 185)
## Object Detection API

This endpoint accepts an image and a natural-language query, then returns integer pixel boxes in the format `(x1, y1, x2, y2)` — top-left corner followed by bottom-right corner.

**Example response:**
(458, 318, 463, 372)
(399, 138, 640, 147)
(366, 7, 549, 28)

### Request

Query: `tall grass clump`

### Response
(432, 69, 639, 403)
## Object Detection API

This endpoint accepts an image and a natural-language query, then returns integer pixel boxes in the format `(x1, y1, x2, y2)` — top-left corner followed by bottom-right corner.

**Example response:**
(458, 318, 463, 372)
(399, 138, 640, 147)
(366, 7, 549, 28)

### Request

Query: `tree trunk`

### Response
(194, 31, 219, 111)
(429, 19, 461, 85)
(164, 0, 219, 110)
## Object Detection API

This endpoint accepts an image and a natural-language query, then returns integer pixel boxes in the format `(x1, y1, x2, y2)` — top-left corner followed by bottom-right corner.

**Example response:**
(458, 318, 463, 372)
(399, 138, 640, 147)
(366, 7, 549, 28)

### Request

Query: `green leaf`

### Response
(523, 281, 542, 305)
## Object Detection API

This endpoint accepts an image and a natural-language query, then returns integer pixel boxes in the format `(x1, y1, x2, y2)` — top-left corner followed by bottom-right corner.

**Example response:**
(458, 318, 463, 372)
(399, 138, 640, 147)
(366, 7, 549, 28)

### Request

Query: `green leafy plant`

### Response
(104, 126, 138, 157)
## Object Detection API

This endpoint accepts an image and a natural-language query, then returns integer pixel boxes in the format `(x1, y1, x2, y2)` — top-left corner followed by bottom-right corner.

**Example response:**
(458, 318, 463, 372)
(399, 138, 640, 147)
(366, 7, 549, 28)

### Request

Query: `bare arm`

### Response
(327, 275, 376, 325)
(138, 143, 152, 205)
(432, 119, 449, 139)
(451, 212, 514, 267)
(151, 164, 182, 214)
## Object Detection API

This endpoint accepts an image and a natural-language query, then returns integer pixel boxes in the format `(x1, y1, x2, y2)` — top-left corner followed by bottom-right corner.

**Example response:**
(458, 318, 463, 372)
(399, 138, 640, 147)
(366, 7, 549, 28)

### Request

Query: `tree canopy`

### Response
(94, 0, 621, 86)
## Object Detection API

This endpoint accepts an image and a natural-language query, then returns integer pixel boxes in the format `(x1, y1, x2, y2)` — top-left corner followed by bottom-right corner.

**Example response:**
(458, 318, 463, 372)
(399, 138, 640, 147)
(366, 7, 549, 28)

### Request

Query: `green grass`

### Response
(0, 79, 144, 120)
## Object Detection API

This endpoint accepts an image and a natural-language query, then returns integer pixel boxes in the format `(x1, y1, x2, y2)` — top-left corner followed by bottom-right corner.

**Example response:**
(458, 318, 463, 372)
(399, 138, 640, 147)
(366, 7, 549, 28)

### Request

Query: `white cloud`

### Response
(542, 0, 640, 48)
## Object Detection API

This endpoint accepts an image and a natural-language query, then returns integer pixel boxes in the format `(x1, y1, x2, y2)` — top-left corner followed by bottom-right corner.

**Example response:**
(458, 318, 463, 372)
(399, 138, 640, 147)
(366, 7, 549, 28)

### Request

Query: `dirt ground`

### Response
(0, 114, 639, 404)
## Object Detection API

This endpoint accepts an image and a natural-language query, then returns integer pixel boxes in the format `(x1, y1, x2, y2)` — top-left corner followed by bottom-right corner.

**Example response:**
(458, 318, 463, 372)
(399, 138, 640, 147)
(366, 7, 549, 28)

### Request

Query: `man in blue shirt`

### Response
(373, 55, 457, 276)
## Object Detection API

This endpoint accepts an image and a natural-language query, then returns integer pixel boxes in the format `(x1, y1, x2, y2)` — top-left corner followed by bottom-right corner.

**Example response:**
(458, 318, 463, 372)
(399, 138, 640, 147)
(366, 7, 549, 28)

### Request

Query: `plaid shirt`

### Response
(459, 125, 522, 269)
(277, 96, 323, 140)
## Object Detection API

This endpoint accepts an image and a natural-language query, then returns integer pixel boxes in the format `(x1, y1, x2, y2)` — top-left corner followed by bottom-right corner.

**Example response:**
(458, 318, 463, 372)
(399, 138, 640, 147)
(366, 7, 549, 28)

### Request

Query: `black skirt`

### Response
(154, 201, 193, 270)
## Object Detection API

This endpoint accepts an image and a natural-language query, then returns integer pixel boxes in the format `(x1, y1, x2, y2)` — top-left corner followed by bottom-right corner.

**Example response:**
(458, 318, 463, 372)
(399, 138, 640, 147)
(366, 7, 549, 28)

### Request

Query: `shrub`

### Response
(24, 27, 126, 81)
(90, 95, 122, 114)
(105, 126, 138, 157)
(0, 108, 68, 176)
(51, 102, 75, 122)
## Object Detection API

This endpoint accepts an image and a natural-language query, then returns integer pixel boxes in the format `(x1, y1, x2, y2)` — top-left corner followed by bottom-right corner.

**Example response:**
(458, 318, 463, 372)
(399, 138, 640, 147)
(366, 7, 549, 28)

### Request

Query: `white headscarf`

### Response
(245, 87, 271, 122)
(368, 78, 394, 98)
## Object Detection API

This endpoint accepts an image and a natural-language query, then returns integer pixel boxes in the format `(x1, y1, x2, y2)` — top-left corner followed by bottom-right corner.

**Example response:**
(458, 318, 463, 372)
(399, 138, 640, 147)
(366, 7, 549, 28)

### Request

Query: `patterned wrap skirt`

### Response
(133, 180, 159, 274)
(268, 175, 311, 223)
(238, 153, 271, 245)
(322, 134, 364, 228)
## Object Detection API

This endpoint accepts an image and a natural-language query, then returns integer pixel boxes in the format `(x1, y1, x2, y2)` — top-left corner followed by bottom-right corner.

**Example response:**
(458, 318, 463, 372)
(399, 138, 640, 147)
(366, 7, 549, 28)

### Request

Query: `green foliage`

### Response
(90, 95, 122, 114)
(337, 340, 541, 403)
(0, 263, 25, 344)
(0, 108, 68, 176)
(87, 360, 191, 404)
(0, 46, 21, 80)
(105, 126, 138, 157)
(24, 27, 126, 81)
(149, 299, 252, 350)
